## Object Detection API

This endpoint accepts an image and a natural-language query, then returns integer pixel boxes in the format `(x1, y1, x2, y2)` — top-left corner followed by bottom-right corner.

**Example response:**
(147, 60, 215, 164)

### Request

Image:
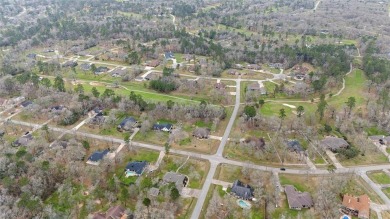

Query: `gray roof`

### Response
(320, 137, 349, 151)
(286, 140, 304, 152)
(368, 135, 385, 141)
(192, 128, 210, 138)
(148, 188, 160, 197)
(231, 180, 254, 200)
(12, 133, 33, 147)
(285, 185, 314, 209)
(163, 172, 188, 189)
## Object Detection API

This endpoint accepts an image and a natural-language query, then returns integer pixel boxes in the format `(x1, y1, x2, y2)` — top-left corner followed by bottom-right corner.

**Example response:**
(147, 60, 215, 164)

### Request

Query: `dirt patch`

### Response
(90, 82, 104, 86)
(71, 80, 85, 85)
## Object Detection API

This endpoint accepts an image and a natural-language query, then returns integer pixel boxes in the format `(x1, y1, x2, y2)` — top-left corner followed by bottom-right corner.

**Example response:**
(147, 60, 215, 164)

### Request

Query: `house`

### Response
(215, 82, 226, 90)
(90, 112, 105, 125)
(12, 132, 33, 147)
(125, 161, 148, 176)
(92, 205, 129, 219)
(342, 194, 370, 219)
(147, 60, 160, 67)
(284, 185, 314, 210)
(20, 100, 32, 108)
(50, 105, 65, 114)
(62, 60, 78, 68)
(153, 123, 173, 132)
(88, 149, 110, 164)
(192, 127, 210, 139)
(369, 135, 390, 146)
(95, 66, 109, 75)
(80, 63, 91, 71)
(242, 137, 266, 150)
(26, 53, 36, 59)
(286, 140, 304, 153)
(117, 117, 138, 132)
(111, 68, 126, 77)
(246, 64, 260, 70)
(228, 69, 238, 75)
(148, 187, 160, 197)
(231, 180, 254, 200)
(269, 63, 284, 69)
(184, 54, 194, 61)
(163, 172, 188, 190)
(234, 64, 244, 70)
(320, 137, 349, 152)
(145, 72, 159, 81)
(247, 82, 266, 95)
(165, 52, 174, 59)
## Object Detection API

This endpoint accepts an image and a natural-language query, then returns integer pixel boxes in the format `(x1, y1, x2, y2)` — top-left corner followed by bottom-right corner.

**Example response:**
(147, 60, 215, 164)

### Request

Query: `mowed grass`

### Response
(383, 187, 390, 199)
(327, 69, 366, 109)
(368, 171, 390, 184)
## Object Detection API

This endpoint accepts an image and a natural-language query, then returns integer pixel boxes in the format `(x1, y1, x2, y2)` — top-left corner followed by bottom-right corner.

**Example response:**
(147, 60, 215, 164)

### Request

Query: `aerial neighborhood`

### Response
(0, 0, 390, 218)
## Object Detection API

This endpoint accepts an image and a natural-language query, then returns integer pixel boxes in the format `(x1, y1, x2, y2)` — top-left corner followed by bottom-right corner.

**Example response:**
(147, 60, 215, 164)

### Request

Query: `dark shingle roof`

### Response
(286, 140, 304, 152)
(231, 180, 254, 200)
(88, 149, 109, 162)
(153, 123, 172, 131)
(119, 117, 137, 127)
(125, 161, 148, 175)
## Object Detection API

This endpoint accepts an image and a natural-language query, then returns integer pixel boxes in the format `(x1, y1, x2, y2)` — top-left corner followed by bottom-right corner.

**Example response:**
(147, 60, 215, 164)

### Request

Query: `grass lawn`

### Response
(342, 175, 384, 204)
(365, 126, 389, 136)
(338, 150, 388, 167)
(114, 149, 160, 185)
(327, 69, 367, 109)
(383, 187, 390, 199)
(367, 171, 390, 184)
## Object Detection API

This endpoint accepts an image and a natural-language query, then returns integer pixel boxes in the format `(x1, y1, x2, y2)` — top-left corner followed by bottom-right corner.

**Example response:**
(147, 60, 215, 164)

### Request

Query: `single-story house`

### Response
(111, 68, 126, 77)
(50, 105, 65, 114)
(215, 82, 226, 90)
(247, 82, 266, 95)
(88, 149, 110, 164)
(228, 69, 239, 75)
(90, 112, 105, 125)
(117, 117, 138, 132)
(165, 52, 174, 59)
(145, 72, 159, 81)
(62, 60, 78, 68)
(242, 137, 266, 150)
(285, 185, 314, 210)
(163, 172, 188, 190)
(125, 161, 148, 176)
(80, 63, 91, 71)
(20, 100, 33, 108)
(12, 132, 33, 147)
(231, 180, 254, 200)
(26, 53, 37, 59)
(95, 66, 109, 75)
(192, 127, 210, 139)
(320, 137, 349, 152)
(184, 54, 194, 61)
(153, 123, 173, 132)
(269, 63, 284, 69)
(234, 64, 243, 70)
(148, 187, 160, 197)
(246, 64, 260, 70)
(342, 194, 370, 219)
(286, 140, 304, 153)
(147, 60, 160, 67)
(92, 205, 129, 219)
(368, 135, 390, 146)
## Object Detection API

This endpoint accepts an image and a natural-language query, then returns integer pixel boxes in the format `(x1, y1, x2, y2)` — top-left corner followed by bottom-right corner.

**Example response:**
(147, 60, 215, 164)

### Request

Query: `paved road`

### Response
(314, 1, 321, 11)
(359, 171, 390, 205)
(191, 79, 241, 219)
